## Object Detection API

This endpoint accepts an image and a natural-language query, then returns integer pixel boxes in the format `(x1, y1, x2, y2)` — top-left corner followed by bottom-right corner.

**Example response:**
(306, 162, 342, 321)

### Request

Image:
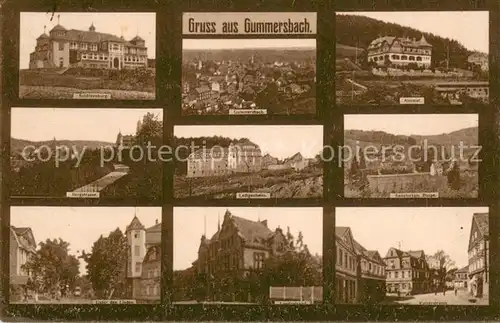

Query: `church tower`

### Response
(126, 213, 146, 298)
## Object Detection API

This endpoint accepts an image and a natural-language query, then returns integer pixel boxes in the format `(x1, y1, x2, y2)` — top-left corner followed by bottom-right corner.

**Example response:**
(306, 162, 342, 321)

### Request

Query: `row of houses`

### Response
(336, 212, 489, 303)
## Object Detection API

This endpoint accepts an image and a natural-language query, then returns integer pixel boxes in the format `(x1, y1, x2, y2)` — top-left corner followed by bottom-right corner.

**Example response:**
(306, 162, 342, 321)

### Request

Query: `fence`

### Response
(269, 286, 323, 304)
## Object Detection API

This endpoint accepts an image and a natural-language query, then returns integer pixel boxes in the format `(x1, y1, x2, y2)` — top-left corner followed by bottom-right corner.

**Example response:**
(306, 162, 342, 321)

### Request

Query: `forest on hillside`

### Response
(336, 14, 476, 68)
(344, 127, 478, 147)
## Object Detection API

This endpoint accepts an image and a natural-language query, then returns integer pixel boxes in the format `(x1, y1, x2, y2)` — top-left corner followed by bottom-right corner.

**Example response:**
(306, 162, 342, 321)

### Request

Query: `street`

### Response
(382, 289, 488, 305)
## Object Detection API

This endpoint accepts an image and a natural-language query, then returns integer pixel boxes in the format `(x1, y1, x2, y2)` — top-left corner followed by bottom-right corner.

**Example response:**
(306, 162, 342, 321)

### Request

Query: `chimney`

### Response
(261, 220, 268, 227)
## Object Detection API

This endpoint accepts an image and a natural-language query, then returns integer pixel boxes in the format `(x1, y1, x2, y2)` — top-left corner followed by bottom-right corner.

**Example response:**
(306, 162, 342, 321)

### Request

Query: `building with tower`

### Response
(367, 35, 432, 68)
(29, 14, 148, 70)
(125, 214, 161, 302)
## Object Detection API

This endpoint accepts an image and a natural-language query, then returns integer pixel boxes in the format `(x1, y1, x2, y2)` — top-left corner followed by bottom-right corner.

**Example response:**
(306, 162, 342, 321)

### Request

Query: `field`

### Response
(174, 166, 323, 199)
(19, 68, 155, 100)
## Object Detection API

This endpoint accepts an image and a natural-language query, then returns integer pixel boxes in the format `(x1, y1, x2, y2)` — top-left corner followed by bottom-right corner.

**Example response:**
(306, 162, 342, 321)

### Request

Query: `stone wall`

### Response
(366, 172, 448, 195)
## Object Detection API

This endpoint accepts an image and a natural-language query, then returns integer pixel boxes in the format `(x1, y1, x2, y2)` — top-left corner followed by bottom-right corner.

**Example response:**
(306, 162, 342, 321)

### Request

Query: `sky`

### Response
(183, 38, 316, 50)
(335, 207, 489, 269)
(344, 114, 478, 136)
(11, 108, 163, 142)
(11, 206, 161, 276)
(19, 12, 156, 69)
(174, 125, 323, 159)
(339, 11, 489, 53)
(173, 207, 323, 270)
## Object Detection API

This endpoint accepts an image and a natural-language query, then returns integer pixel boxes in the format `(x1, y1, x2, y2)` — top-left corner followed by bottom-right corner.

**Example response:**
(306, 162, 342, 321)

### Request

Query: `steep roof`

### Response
(473, 213, 489, 236)
(232, 215, 274, 245)
(456, 265, 469, 273)
(146, 222, 161, 246)
(48, 26, 146, 48)
(126, 215, 145, 232)
(37, 33, 50, 40)
(369, 35, 432, 49)
(10, 226, 36, 253)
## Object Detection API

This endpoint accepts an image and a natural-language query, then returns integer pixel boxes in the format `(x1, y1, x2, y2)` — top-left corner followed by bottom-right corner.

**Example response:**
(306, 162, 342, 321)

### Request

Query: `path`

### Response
(70, 164, 129, 193)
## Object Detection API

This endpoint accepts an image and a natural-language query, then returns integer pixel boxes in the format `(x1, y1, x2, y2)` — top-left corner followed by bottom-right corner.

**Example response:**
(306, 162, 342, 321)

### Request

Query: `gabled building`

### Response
(468, 212, 489, 298)
(367, 35, 432, 68)
(384, 248, 430, 295)
(29, 16, 148, 70)
(125, 215, 161, 302)
(195, 210, 289, 279)
(354, 240, 386, 303)
(9, 226, 37, 301)
(335, 227, 358, 304)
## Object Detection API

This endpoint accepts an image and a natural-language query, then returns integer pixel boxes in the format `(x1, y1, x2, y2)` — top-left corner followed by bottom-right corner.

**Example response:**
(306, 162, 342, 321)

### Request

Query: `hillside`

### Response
(11, 138, 114, 153)
(345, 127, 478, 147)
(336, 14, 474, 68)
(182, 48, 316, 63)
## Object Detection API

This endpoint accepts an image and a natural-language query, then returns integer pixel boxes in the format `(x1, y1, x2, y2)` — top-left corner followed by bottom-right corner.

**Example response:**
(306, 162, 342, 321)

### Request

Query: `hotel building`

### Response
(367, 35, 432, 68)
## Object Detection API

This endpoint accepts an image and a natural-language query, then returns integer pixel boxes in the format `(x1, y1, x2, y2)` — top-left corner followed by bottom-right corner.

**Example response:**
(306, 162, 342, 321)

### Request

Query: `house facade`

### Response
(186, 142, 262, 178)
(468, 52, 489, 72)
(468, 212, 489, 298)
(9, 226, 37, 301)
(29, 17, 148, 70)
(367, 35, 432, 68)
(355, 241, 386, 303)
(335, 227, 359, 304)
(125, 215, 161, 302)
(454, 265, 469, 289)
(384, 248, 431, 295)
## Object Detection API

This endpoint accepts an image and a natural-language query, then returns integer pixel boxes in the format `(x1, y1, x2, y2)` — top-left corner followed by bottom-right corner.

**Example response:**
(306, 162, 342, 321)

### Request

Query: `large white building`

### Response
(186, 142, 262, 178)
(29, 15, 148, 70)
(367, 35, 432, 68)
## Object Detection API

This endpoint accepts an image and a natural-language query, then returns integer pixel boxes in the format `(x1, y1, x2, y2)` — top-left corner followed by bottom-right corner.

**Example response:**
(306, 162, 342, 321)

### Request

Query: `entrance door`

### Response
(113, 57, 119, 69)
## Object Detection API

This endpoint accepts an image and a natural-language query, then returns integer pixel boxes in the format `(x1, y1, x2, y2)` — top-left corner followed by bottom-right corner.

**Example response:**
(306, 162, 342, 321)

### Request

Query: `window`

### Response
(59, 57, 64, 68)
(253, 252, 265, 269)
(70, 42, 78, 49)
(395, 271, 399, 278)
(134, 231, 140, 238)
(80, 43, 88, 50)
(135, 262, 141, 273)
(134, 245, 140, 256)
(58, 42, 64, 51)
(91, 43, 97, 51)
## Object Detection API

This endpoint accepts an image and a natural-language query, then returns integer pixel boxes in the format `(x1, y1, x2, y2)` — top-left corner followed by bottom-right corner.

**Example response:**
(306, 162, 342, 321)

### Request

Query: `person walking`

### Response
(454, 287, 458, 296)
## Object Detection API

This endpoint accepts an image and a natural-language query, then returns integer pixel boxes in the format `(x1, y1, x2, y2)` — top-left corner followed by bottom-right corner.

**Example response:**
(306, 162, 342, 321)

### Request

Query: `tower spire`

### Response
(43, 25, 46, 34)
(218, 213, 221, 231)
(57, 14, 60, 25)
(204, 213, 207, 236)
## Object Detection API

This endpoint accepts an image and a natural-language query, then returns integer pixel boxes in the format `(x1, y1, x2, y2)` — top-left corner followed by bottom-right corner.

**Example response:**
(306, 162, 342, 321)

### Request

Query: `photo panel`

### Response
(19, 12, 156, 100)
(9, 206, 162, 304)
(335, 11, 489, 106)
(173, 125, 324, 200)
(173, 207, 323, 305)
(11, 108, 163, 200)
(343, 113, 479, 199)
(182, 12, 317, 116)
(335, 206, 490, 306)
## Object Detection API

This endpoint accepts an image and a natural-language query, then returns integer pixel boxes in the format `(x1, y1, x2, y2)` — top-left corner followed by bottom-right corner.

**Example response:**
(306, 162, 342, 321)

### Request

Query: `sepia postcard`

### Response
(11, 108, 163, 200)
(335, 11, 489, 105)
(173, 207, 323, 305)
(19, 12, 156, 100)
(343, 114, 479, 199)
(335, 207, 489, 306)
(9, 206, 162, 304)
(182, 38, 316, 116)
(173, 125, 323, 200)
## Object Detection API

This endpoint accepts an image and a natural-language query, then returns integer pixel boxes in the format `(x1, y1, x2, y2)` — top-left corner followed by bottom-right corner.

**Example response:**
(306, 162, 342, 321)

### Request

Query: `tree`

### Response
(426, 250, 456, 288)
(81, 228, 128, 299)
(22, 238, 80, 297)
(136, 112, 162, 148)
